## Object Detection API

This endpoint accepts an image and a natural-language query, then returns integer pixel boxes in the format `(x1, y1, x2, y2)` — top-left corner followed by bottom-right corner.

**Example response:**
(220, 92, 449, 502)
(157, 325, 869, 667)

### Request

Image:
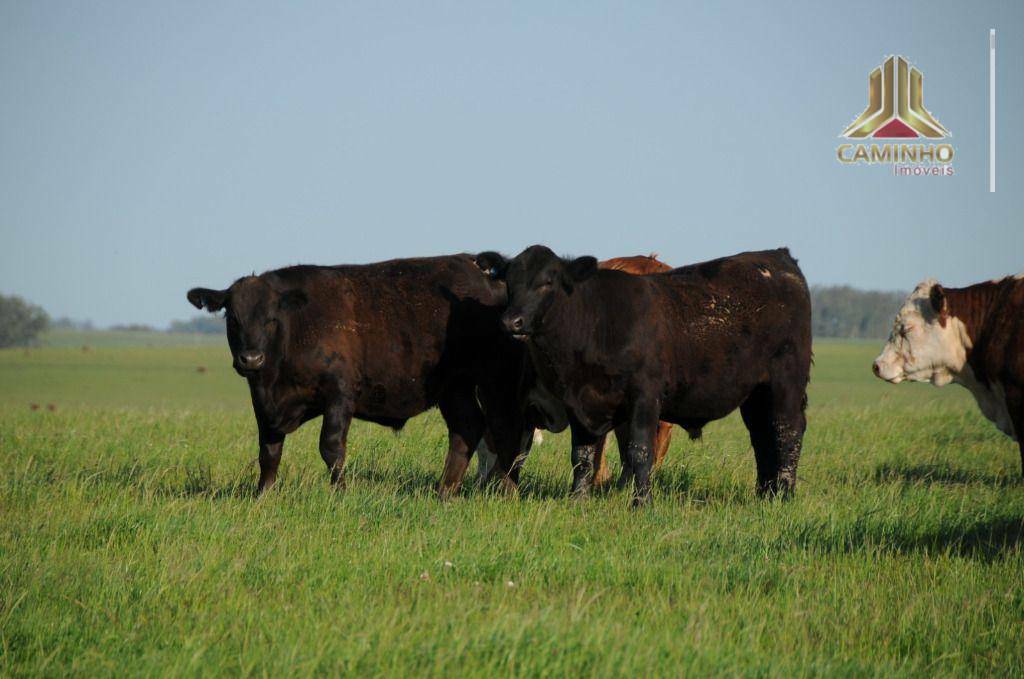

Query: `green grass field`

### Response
(1, 338, 1022, 676)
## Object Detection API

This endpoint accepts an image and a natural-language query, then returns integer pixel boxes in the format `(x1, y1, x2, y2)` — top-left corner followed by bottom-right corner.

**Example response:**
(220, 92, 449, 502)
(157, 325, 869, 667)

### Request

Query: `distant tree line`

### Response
(52, 317, 95, 331)
(0, 294, 50, 347)
(110, 323, 157, 332)
(103, 317, 224, 334)
(167, 316, 225, 334)
(56, 315, 224, 335)
(810, 285, 904, 339)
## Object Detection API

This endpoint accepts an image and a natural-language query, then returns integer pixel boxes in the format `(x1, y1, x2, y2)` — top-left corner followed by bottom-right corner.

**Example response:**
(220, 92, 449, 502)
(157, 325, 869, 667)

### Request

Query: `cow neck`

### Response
(944, 282, 999, 355)
(248, 361, 283, 416)
(247, 331, 293, 423)
(531, 282, 600, 383)
(943, 281, 1014, 430)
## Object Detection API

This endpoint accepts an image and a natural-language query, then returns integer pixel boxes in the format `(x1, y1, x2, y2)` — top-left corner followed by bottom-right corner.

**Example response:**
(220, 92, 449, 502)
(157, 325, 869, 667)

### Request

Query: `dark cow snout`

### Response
(872, 360, 881, 377)
(238, 351, 265, 371)
(503, 315, 526, 336)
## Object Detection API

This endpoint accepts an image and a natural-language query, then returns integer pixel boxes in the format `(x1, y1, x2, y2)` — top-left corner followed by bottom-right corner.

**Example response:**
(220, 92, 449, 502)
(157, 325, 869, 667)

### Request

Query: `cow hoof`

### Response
(569, 478, 594, 499)
(437, 483, 460, 501)
(757, 481, 794, 500)
(496, 477, 520, 497)
(630, 495, 651, 510)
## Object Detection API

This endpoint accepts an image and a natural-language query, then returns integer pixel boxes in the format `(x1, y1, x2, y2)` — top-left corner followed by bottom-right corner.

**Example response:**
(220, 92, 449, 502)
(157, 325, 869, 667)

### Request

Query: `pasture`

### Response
(1, 337, 1022, 675)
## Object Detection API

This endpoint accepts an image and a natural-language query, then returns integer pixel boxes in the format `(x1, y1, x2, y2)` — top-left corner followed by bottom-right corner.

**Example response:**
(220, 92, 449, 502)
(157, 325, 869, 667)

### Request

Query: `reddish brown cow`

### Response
(874, 276, 1024, 475)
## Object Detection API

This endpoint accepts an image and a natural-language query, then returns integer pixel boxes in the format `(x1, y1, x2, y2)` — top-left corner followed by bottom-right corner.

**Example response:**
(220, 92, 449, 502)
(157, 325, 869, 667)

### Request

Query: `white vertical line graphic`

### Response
(990, 29, 995, 193)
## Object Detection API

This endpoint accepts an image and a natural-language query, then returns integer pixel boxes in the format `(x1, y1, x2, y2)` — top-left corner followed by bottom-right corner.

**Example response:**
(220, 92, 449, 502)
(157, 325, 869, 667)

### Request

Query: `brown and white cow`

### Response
(873, 277, 1024, 475)
(475, 253, 677, 488)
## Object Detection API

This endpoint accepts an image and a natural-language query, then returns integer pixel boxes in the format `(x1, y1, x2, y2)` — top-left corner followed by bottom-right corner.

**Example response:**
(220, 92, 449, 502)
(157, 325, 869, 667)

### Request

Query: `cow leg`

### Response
(765, 385, 805, 499)
(494, 424, 532, 495)
(257, 428, 285, 494)
(476, 427, 528, 495)
(614, 421, 671, 491)
(319, 401, 354, 489)
(591, 432, 613, 489)
(613, 423, 635, 490)
(1005, 386, 1024, 477)
(626, 396, 661, 508)
(487, 425, 534, 495)
(476, 414, 528, 496)
(503, 424, 537, 489)
(569, 423, 601, 499)
(740, 385, 778, 495)
(652, 422, 673, 471)
(475, 357, 531, 495)
(766, 353, 809, 498)
(742, 359, 808, 499)
(437, 383, 486, 499)
(475, 430, 499, 488)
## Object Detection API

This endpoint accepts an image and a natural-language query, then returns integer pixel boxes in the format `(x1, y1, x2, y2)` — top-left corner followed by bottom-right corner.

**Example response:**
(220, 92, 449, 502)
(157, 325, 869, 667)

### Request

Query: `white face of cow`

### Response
(872, 280, 972, 387)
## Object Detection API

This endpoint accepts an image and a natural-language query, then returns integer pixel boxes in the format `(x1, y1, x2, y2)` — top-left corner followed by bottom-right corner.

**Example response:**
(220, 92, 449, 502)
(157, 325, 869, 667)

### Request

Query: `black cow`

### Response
(187, 256, 528, 496)
(476, 245, 812, 507)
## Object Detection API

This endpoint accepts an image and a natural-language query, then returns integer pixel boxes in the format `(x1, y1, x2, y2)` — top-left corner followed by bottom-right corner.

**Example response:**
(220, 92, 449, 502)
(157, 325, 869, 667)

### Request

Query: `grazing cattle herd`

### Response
(187, 245, 1023, 505)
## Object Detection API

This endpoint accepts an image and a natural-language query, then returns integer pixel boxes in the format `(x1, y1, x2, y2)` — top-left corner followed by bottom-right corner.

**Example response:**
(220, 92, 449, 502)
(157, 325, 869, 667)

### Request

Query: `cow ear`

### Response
(475, 252, 508, 280)
(929, 283, 948, 325)
(565, 256, 598, 282)
(187, 287, 227, 312)
(278, 289, 308, 311)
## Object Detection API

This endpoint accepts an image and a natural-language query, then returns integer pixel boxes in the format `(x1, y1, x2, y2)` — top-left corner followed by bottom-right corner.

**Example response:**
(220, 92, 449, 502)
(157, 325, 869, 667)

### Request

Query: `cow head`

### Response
(476, 245, 597, 340)
(187, 276, 307, 376)
(872, 280, 970, 387)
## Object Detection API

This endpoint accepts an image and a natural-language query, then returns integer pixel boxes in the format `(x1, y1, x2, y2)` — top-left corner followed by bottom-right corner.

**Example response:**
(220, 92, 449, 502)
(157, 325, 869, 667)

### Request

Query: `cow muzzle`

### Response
(872, 358, 902, 383)
(236, 350, 266, 372)
(502, 314, 530, 340)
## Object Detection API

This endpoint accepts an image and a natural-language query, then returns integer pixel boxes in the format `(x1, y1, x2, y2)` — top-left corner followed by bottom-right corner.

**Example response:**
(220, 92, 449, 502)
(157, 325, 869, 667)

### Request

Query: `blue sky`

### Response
(1, 1, 1021, 327)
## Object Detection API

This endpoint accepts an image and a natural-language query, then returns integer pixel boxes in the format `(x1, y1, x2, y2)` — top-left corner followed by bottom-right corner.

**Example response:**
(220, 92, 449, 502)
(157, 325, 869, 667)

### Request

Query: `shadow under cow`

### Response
(787, 513, 1024, 563)
(874, 462, 1023, 488)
